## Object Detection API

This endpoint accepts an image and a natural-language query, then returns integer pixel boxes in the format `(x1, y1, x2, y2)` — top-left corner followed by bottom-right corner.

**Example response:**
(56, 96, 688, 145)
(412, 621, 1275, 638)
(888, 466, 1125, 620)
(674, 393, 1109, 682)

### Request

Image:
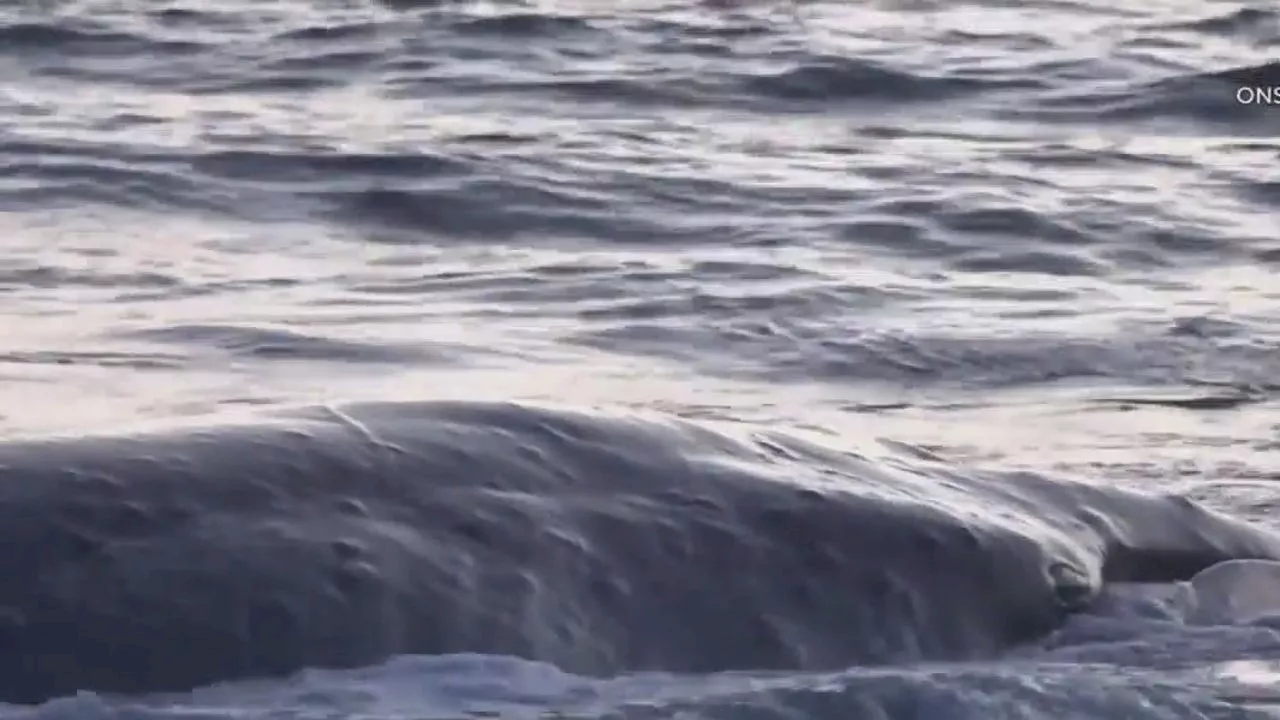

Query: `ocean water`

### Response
(2, 0, 1280, 717)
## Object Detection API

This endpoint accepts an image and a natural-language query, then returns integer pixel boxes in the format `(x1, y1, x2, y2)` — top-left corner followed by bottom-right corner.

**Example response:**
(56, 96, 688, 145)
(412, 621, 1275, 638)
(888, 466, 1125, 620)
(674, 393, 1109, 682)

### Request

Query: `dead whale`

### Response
(0, 400, 1276, 704)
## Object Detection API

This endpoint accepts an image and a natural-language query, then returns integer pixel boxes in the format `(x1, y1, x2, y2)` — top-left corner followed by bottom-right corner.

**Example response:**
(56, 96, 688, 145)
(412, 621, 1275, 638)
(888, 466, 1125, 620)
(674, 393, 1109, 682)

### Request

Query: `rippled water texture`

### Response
(1, 0, 1279, 717)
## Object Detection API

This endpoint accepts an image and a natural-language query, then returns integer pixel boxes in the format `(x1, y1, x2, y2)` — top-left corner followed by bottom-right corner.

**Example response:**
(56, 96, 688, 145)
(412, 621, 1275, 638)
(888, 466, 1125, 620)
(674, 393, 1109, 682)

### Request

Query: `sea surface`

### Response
(1, 0, 1279, 717)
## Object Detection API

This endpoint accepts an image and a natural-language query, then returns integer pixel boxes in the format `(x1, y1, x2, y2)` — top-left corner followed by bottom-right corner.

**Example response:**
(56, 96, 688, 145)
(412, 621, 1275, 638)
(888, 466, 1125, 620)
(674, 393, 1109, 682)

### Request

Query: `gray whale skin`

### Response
(0, 400, 1277, 704)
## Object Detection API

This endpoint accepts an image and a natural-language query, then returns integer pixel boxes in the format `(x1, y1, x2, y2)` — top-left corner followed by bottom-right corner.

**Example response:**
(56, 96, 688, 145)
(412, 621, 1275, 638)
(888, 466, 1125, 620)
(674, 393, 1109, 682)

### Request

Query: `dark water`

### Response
(1, 0, 1279, 717)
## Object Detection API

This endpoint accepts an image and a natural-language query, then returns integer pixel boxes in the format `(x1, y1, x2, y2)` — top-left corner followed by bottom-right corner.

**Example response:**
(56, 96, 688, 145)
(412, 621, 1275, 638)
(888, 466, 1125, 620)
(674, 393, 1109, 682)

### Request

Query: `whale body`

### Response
(1186, 559, 1280, 626)
(0, 400, 1277, 704)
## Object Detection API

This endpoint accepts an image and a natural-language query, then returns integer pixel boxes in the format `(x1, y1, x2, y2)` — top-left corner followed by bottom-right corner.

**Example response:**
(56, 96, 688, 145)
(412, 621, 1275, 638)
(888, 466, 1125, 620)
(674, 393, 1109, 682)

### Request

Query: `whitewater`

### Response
(1, 0, 1279, 717)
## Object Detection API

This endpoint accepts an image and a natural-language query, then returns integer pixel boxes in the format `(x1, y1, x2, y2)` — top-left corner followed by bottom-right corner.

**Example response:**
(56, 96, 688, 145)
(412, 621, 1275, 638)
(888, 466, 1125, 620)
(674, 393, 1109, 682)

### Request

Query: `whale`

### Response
(1185, 559, 1280, 626)
(0, 399, 1277, 704)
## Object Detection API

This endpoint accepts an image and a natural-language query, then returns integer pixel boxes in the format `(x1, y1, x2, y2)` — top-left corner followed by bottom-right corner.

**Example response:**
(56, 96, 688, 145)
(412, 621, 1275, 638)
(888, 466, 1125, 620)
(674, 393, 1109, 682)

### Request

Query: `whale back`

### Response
(0, 400, 1276, 703)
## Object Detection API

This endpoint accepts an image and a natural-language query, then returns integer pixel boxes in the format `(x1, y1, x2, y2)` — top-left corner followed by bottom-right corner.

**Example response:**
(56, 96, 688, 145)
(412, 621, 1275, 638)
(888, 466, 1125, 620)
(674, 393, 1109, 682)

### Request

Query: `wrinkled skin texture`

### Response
(0, 401, 1277, 704)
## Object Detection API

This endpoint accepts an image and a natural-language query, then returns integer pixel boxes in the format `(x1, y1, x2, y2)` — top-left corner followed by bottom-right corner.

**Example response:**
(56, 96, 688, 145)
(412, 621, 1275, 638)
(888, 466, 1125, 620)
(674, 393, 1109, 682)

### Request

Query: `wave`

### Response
(998, 60, 1280, 127)
(572, 322, 1280, 391)
(114, 323, 464, 364)
(740, 57, 1036, 103)
(0, 21, 197, 56)
(1157, 8, 1279, 38)
(0, 400, 1277, 704)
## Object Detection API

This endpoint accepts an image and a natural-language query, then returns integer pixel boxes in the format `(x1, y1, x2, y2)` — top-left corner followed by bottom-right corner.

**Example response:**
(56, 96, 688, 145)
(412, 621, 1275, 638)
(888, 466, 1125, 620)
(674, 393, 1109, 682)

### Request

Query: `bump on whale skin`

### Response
(1185, 559, 1280, 626)
(0, 400, 1277, 704)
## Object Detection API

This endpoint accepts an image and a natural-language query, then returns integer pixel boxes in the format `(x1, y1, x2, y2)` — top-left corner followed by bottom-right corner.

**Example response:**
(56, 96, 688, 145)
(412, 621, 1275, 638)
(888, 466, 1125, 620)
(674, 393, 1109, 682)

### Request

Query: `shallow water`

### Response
(1, 0, 1279, 717)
